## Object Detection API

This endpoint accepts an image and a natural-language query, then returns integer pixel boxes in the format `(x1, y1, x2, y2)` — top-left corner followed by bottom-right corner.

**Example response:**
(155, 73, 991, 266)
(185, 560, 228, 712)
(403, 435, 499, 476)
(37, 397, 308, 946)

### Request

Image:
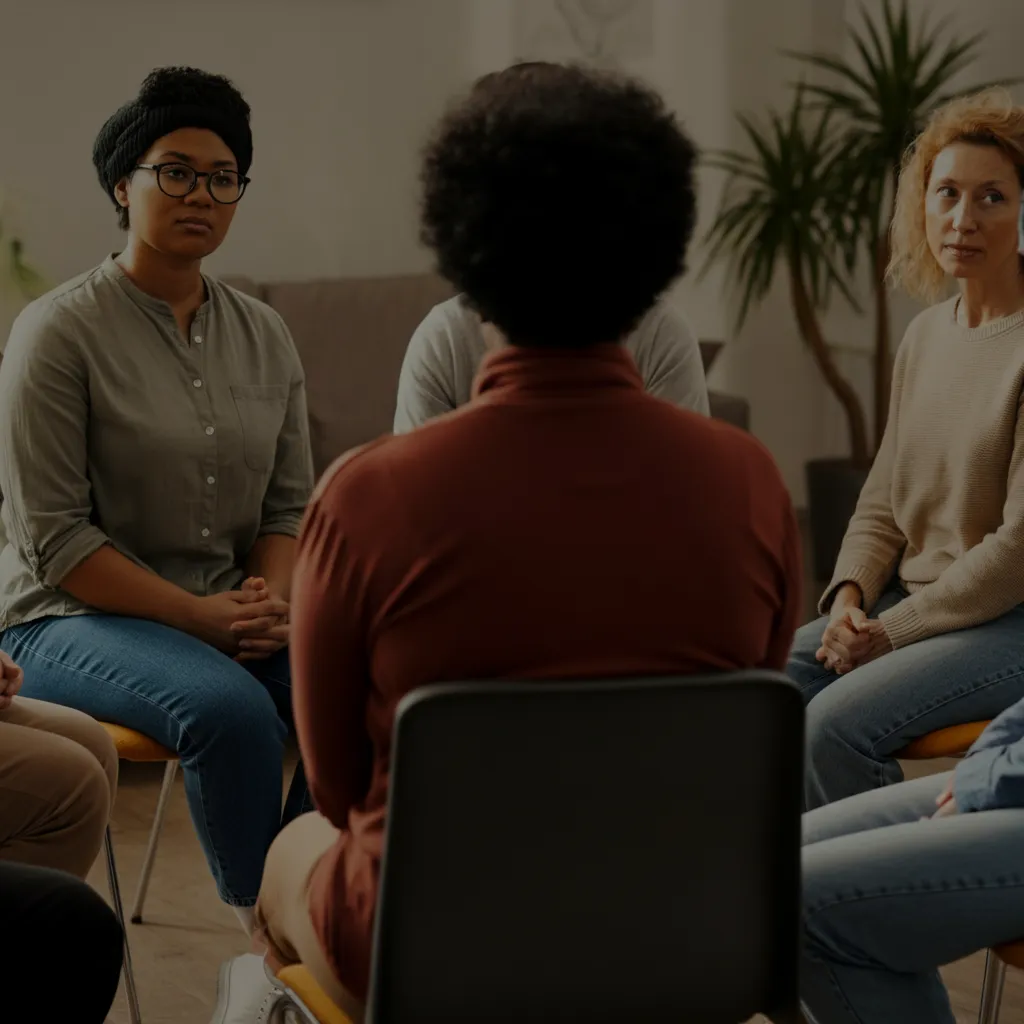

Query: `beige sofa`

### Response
(224, 273, 750, 479)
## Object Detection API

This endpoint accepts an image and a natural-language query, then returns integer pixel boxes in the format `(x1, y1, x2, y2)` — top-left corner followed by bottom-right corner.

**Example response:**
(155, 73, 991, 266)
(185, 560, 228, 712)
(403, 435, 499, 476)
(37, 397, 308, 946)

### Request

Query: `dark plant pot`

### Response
(805, 458, 870, 583)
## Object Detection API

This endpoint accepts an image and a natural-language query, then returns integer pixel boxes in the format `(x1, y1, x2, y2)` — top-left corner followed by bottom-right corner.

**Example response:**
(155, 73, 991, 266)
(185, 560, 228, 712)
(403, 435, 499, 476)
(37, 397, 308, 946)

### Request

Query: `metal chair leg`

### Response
(978, 949, 1007, 1024)
(265, 991, 291, 1023)
(105, 826, 143, 1024)
(267, 990, 320, 1024)
(130, 760, 178, 923)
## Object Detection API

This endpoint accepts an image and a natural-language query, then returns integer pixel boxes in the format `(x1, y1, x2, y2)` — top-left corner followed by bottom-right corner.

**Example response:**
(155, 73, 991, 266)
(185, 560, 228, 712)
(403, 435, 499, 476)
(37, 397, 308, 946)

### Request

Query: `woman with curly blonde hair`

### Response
(785, 88, 1024, 814)
(791, 90, 1024, 1023)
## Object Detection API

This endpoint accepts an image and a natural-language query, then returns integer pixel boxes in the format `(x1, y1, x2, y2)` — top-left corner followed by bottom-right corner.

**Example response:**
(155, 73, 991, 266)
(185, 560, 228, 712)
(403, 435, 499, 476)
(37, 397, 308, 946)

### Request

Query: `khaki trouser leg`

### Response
(0, 696, 118, 878)
(255, 811, 365, 1022)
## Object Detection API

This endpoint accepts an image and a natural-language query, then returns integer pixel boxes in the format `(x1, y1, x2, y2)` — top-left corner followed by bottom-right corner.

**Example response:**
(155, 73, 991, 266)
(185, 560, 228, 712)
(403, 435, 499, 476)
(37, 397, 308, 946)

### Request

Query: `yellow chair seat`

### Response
(99, 722, 177, 763)
(996, 939, 1024, 970)
(898, 721, 990, 760)
(277, 965, 354, 1024)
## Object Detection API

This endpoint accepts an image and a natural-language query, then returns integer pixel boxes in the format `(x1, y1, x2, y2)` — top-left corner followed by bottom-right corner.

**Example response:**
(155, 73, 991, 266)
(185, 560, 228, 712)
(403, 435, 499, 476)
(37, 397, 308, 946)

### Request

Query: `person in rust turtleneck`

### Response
(251, 61, 802, 1017)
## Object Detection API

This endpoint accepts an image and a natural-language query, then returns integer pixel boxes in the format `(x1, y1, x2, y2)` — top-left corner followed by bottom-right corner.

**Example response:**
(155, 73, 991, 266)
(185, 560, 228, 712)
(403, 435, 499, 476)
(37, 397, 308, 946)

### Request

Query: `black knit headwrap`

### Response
(92, 66, 252, 209)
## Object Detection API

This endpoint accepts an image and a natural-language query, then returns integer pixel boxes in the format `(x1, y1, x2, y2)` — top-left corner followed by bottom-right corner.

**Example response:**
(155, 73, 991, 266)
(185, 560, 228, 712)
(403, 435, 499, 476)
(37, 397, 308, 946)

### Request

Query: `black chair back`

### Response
(367, 671, 804, 1023)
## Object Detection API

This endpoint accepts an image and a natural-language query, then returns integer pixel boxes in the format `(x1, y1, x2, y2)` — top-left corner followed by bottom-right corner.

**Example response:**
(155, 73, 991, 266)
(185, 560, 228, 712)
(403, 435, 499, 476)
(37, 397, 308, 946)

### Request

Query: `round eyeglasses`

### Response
(134, 162, 250, 204)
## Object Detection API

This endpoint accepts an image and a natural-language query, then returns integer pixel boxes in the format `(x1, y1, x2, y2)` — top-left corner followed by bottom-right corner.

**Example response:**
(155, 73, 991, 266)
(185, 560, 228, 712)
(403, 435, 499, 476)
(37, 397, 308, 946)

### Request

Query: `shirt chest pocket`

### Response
(229, 384, 290, 473)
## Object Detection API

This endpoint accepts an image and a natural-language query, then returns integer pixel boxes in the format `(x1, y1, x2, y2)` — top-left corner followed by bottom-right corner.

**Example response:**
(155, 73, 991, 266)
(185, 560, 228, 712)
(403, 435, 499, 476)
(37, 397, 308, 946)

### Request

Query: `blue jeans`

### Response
(802, 773, 1024, 1023)
(0, 614, 312, 906)
(787, 584, 1024, 809)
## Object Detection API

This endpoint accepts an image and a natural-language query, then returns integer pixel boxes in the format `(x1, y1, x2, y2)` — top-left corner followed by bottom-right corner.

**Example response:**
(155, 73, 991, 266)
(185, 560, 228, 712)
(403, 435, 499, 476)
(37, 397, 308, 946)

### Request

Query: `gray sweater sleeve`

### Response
(393, 304, 461, 434)
(628, 303, 710, 415)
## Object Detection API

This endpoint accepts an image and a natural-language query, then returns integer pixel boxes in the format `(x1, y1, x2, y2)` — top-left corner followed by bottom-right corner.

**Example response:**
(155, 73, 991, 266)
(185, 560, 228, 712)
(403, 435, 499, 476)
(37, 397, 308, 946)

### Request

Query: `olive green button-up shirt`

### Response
(0, 256, 314, 629)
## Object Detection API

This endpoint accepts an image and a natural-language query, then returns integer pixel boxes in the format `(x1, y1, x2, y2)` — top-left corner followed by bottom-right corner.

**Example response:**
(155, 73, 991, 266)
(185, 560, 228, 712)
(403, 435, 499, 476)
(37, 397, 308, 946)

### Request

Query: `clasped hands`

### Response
(816, 592, 893, 675)
(230, 576, 289, 662)
(188, 576, 290, 662)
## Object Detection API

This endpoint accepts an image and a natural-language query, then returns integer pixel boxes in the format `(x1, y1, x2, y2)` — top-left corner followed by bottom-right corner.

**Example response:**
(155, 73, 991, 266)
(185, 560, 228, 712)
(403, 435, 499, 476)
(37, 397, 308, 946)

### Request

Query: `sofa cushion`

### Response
(263, 273, 455, 476)
(708, 390, 750, 431)
(699, 340, 724, 373)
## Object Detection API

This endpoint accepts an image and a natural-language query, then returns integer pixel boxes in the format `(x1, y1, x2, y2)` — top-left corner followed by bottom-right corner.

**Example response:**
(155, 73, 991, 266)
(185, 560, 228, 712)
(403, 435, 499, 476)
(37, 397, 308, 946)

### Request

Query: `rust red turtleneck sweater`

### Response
(289, 343, 802, 1000)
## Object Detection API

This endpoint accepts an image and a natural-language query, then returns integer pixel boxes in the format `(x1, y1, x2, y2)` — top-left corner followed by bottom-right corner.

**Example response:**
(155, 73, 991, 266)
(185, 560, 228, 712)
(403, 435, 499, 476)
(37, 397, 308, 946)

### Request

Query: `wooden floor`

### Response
(92, 563, 1023, 1021)
(943, 958, 1024, 1024)
(96, 755, 1024, 1024)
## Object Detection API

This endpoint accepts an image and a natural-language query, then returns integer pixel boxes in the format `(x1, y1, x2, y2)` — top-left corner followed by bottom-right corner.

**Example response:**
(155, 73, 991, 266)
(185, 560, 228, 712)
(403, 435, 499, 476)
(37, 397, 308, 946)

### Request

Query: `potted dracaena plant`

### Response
(702, 0, 1019, 580)
(2, 234, 46, 299)
(0, 203, 46, 340)
(0, 181, 47, 318)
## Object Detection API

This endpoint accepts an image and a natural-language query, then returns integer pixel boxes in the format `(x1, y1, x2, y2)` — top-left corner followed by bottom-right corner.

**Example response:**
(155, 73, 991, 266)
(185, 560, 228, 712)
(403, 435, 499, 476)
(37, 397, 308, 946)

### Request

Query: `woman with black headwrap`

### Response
(0, 66, 315, 997)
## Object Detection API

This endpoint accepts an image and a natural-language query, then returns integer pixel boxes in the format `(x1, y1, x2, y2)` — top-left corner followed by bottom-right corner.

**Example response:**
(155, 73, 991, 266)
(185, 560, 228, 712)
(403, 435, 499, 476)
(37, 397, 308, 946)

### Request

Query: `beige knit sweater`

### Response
(820, 296, 1024, 649)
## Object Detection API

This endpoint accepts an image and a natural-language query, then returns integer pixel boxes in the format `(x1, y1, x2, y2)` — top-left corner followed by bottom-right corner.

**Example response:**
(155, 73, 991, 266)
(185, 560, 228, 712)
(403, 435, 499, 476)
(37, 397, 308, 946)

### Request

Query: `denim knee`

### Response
(805, 696, 851, 757)
(802, 687, 893, 808)
(174, 668, 287, 760)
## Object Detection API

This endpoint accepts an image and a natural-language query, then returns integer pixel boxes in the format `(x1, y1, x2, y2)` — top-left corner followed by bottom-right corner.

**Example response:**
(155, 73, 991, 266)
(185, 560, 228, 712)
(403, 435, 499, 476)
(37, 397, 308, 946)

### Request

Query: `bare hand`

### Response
(233, 624, 290, 663)
(817, 591, 892, 674)
(0, 651, 23, 712)
(230, 576, 290, 662)
(931, 779, 958, 819)
(188, 587, 290, 655)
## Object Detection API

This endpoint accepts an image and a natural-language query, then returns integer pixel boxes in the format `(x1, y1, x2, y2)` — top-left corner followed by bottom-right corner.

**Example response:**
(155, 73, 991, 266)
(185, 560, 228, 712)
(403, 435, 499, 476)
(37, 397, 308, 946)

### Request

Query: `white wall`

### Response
(700, 0, 848, 505)
(1, 0, 1021, 505)
(0, 0, 470, 289)
(464, 0, 846, 503)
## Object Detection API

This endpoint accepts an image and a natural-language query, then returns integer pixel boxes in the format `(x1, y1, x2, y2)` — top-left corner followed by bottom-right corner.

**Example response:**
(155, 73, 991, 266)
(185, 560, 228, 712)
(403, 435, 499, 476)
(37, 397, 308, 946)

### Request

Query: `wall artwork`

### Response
(512, 0, 655, 68)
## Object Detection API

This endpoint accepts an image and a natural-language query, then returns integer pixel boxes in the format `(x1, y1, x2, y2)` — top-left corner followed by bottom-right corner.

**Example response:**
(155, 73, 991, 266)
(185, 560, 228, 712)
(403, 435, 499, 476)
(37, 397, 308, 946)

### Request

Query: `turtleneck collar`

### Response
(472, 343, 643, 402)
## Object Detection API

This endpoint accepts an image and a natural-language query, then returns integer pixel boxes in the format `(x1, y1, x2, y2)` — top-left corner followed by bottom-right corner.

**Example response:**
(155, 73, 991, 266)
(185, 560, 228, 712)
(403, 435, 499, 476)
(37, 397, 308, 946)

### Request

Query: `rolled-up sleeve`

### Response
(258, 328, 315, 537)
(0, 305, 110, 588)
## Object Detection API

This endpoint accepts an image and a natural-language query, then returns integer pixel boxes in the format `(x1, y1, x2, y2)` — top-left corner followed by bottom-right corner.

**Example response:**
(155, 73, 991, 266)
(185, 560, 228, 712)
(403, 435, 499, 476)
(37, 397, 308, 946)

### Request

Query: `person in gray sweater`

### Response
(394, 293, 709, 433)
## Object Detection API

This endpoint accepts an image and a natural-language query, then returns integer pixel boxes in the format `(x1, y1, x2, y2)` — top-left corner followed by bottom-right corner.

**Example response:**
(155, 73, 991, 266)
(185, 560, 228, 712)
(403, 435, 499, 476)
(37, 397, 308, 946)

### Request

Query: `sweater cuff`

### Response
(817, 564, 887, 617)
(953, 748, 1001, 813)
(876, 598, 928, 650)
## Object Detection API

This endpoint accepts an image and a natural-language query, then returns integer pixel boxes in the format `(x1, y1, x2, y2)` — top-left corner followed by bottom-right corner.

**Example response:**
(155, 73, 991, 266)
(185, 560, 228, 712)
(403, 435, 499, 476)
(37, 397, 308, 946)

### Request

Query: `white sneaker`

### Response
(209, 953, 283, 1024)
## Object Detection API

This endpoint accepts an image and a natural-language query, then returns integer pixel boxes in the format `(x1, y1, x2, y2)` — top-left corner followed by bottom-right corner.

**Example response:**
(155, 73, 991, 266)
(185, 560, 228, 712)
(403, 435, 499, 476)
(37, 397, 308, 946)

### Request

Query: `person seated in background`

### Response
(234, 61, 802, 1018)
(392, 61, 710, 435)
(786, 89, 1024, 811)
(801, 692, 1024, 1023)
(395, 292, 710, 433)
(0, 650, 123, 1021)
(0, 65, 315, 966)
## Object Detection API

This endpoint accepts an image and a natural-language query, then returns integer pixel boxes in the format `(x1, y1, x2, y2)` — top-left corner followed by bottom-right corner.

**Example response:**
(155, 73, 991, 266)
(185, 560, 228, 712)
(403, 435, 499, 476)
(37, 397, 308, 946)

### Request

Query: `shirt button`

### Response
(193, 379, 203, 388)
(205, 426, 215, 436)
(207, 475, 216, 485)
(194, 336, 203, 344)
(201, 528, 210, 538)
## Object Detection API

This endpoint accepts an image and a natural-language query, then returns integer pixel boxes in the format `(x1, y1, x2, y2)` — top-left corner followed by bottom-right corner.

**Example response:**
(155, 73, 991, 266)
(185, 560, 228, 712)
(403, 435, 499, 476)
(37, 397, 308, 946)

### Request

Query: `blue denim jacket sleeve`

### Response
(953, 696, 1024, 812)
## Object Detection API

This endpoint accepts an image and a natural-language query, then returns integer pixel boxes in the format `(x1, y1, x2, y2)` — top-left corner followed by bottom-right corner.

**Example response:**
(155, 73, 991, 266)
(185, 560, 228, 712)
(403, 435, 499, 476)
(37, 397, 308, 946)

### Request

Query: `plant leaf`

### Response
(700, 90, 859, 333)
